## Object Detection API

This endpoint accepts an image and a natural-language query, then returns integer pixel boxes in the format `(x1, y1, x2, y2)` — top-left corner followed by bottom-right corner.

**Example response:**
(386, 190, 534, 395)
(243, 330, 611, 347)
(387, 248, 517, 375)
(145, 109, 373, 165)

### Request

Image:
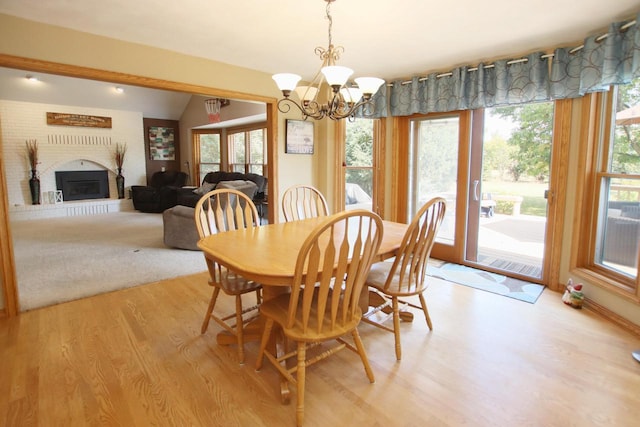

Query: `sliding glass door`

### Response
(408, 113, 468, 261)
(465, 105, 553, 280)
(405, 104, 554, 282)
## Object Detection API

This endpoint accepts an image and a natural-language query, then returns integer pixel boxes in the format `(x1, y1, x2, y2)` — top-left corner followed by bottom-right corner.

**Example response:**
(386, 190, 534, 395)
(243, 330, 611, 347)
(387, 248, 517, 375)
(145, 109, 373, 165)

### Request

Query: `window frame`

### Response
(227, 123, 267, 176)
(575, 90, 640, 299)
(335, 118, 385, 216)
(192, 129, 223, 185)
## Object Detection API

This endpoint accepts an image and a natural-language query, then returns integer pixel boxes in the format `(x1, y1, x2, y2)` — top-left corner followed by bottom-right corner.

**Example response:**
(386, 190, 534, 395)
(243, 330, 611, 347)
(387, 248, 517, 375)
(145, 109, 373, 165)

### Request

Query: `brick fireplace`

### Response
(1, 100, 148, 220)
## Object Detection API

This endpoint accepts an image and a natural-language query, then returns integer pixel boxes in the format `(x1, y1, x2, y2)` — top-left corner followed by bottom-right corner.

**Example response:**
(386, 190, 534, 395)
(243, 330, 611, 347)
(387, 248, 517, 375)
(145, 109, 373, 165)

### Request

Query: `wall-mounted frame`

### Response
(285, 119, 314, 154)
(148, 126, 175, 160)
(46, 112, 112, 128)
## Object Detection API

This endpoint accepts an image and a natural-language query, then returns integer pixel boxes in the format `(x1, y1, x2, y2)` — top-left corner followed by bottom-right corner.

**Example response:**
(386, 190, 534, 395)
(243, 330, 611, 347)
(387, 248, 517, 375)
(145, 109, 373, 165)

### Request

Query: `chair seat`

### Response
(260, 293, 362, 343)
(366, 262, 419, 296)
(214, 270, 262, 295)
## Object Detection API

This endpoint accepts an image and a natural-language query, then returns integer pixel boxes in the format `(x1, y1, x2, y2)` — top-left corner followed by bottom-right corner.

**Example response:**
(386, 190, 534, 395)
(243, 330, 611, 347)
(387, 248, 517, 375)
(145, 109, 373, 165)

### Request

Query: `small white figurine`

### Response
(562, 278, 584, 309)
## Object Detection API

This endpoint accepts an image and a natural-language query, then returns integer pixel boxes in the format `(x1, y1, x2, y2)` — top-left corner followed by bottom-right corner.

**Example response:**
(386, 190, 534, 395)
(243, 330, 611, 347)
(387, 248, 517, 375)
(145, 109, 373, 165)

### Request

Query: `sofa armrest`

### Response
(176, 187, 202, 208)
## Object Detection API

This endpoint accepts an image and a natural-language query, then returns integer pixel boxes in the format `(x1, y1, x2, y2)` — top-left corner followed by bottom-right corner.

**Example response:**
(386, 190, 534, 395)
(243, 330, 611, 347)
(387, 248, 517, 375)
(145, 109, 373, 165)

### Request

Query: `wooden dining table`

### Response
(198, 216, 408, 289)
(197, 215, 408, 402)
(197, 215, 410, 345)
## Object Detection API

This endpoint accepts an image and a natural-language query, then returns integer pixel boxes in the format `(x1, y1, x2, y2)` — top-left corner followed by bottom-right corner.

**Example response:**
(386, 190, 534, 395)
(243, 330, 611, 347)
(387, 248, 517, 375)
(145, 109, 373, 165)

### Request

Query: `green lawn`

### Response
(482, 180, 548, 216)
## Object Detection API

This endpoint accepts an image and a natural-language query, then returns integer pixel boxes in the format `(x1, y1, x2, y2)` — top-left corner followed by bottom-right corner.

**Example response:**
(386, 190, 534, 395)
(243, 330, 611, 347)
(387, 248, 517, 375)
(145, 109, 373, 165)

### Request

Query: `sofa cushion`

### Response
(202, 171, 266, 194)
(216, 180, 258, 199)
(177, 172, 265, 208)
(193, 182, 216, 196)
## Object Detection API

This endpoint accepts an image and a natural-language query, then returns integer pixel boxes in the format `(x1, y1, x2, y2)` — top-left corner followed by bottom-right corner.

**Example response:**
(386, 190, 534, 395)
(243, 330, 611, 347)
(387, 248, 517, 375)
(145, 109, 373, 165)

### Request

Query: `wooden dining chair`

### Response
(361, 197, 446, 360)
(255, 210, 383, 427)
(195, 188, 262, 364)
(281, 184, 329, 222)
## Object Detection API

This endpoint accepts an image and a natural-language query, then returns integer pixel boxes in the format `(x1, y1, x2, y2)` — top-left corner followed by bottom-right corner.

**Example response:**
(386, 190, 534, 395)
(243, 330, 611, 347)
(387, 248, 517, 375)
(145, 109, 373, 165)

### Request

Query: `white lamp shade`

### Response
(354, 77, 385, 95)
(272, 73, 301, 91)
(294, 86, 318, 102)
(321, 66, 353, 86)
(340, 87, 363, 103)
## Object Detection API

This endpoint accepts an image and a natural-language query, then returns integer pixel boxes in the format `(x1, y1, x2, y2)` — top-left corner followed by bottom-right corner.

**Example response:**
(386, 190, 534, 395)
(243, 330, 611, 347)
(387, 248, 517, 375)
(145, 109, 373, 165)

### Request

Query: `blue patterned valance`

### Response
(382, 11, 640, 117)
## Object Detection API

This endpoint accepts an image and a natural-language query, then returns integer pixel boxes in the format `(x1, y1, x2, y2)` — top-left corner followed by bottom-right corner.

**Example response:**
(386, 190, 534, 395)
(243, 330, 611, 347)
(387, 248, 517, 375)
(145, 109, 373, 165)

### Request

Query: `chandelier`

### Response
(272, 0, 385, 121)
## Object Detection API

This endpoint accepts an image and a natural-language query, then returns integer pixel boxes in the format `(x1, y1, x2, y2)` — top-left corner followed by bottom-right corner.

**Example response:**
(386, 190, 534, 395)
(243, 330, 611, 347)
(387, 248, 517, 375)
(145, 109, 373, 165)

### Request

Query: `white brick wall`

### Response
(0, 100, 147, 215)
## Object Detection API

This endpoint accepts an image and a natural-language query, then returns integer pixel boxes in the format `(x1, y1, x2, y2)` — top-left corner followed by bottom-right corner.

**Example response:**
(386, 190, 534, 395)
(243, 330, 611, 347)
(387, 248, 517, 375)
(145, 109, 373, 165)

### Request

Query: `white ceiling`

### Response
(1, 0, 640, 117)
(2, 0, 639, 81)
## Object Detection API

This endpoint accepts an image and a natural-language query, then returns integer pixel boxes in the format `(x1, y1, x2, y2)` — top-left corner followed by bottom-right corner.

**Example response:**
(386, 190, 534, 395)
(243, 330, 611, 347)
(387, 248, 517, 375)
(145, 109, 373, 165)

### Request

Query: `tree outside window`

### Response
(194, 131, 221, 183)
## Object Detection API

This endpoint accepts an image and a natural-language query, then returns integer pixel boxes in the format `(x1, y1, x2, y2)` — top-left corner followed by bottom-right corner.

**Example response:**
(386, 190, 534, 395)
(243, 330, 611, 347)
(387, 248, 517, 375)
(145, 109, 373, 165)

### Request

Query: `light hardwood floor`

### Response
(1, 272, 639, 426)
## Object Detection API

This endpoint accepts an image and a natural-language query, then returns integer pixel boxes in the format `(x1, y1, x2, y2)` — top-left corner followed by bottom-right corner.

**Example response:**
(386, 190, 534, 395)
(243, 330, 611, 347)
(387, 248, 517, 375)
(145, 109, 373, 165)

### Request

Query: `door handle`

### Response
(472, 180, 480, 201)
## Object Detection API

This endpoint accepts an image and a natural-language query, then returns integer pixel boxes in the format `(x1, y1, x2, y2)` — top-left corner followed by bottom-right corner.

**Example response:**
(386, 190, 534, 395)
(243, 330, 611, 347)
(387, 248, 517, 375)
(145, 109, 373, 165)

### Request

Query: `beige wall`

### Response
(2, 13, 637, 329)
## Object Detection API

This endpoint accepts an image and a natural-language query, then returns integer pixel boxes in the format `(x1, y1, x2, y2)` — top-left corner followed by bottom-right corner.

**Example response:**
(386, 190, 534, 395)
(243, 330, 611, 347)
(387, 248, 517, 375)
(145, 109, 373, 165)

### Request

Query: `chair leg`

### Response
(392, 297, 402, 360)
(235, 295, 245, 364)
(351, 329, 375, 383)
(418, 293, 433, 330)
(296, 342, 306, 427)
(255, 318, 274, 371)
(201, 287, 221, 334)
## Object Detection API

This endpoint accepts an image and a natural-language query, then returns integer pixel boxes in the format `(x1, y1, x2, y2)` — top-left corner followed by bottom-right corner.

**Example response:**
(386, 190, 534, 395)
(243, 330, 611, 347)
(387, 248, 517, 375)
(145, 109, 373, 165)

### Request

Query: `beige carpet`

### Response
(11, 211, 207, 311)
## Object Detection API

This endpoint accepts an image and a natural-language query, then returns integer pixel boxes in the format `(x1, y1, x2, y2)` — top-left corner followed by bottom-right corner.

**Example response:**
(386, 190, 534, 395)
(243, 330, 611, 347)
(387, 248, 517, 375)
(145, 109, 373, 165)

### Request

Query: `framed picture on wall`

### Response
(285, 119, 314, 154)
(148, 126, 176, 160)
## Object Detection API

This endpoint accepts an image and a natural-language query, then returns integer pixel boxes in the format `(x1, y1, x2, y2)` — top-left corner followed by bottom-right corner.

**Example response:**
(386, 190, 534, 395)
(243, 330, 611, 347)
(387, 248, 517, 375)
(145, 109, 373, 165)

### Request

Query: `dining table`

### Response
(197, 214, 409, 401)
(198, 216, 407, 287)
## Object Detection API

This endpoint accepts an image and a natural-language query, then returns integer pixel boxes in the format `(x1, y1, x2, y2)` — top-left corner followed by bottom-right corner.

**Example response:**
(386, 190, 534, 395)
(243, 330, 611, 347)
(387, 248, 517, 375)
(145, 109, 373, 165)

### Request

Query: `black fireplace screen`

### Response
(55, 170, 110, 201)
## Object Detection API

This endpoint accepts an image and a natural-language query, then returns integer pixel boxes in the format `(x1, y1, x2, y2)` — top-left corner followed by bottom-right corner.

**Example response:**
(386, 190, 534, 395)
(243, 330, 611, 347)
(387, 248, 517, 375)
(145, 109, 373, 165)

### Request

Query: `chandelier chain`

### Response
(326, 1, 333, 48)
(315, 0, 342, 65)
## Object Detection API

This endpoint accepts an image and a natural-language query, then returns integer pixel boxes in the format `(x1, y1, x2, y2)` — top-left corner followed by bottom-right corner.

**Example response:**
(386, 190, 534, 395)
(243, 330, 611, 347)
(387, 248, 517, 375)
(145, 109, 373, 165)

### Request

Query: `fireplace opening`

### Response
(55, 170, 110, 201)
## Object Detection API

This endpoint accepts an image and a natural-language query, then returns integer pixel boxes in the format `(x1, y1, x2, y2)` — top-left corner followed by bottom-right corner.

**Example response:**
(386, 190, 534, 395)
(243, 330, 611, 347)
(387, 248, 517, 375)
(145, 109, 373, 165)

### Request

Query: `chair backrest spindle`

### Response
(195, 188, 260, 238)
(282, 185, 330, 222)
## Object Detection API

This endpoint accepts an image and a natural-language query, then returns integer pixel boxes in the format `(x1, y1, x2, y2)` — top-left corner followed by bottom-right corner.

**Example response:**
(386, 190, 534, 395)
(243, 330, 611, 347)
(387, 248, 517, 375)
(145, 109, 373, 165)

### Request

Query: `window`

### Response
(228, 125, 267, 176)
(409, 115, 460, 242)
(345, 119, 374, 211)
(194, 130, 221, 182)
(583, 79, 640, 294)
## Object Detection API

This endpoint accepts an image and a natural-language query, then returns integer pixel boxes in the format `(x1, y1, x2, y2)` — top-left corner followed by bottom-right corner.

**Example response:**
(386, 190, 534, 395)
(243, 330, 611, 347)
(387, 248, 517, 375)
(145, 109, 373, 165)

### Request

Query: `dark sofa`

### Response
(131, 170, 188, 213)
(177, 171, 267, 208)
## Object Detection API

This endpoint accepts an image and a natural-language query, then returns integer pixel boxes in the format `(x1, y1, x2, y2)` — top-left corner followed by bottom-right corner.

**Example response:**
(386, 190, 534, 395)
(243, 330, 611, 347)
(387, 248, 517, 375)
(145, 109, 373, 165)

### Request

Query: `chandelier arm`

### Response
(328, 99, 377, 121)
(276, 98, 300, 115)
(277, 98, 326, 120)
(305, 100, 327, 120)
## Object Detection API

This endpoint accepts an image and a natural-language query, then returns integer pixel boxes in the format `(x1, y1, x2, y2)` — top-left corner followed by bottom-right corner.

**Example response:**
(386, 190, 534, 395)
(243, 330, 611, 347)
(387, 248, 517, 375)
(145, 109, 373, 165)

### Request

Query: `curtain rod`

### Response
(394, 18, 637, 86)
